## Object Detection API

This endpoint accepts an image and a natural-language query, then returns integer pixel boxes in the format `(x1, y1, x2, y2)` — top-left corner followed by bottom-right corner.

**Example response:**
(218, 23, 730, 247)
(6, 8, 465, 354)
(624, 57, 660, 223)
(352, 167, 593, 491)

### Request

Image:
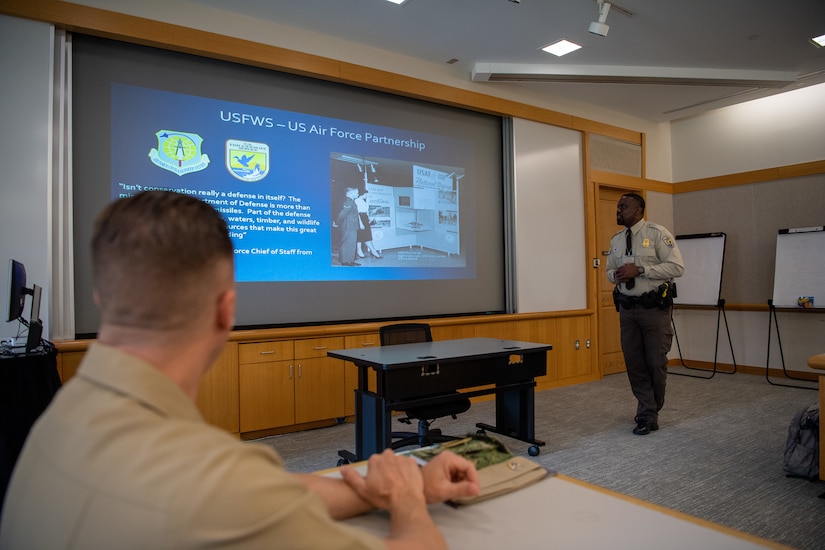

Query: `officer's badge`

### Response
(148, 130, 210, 176)
(642, 238, 650, 248)
(226, 139, 269, 182)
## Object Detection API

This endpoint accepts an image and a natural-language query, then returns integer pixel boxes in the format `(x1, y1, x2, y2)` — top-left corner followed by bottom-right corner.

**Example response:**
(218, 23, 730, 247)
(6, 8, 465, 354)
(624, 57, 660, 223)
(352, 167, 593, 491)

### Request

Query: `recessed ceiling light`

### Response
(384, 0, 410, 4)
(541, 39, 582, 57)
(811, 33, 825, 47)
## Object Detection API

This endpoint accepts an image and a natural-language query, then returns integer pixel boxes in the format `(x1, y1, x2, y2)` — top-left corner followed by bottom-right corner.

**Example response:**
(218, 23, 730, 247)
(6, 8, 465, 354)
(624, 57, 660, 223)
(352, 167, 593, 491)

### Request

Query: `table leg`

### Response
(476, 381, 545, 453)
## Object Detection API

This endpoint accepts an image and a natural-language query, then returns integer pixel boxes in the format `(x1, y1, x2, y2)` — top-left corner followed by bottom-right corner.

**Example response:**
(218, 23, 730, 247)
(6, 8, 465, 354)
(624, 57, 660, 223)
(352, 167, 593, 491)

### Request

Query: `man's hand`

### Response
(421, 450, 480, 504)
(614, 264, 639, 283)
(339, 451, 449, 549)
(340, 449, 426, 511)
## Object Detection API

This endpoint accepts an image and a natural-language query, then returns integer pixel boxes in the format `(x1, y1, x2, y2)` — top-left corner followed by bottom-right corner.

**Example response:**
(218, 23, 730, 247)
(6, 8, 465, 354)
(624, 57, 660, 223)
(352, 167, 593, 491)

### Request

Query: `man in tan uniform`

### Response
(606, 193, 684, 436)
(0, 191, 478, 549)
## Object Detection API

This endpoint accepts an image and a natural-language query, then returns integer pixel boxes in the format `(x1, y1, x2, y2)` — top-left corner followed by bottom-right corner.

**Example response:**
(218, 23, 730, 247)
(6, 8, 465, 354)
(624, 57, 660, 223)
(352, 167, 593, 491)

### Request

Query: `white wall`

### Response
(0, 16, 53, 343)
(669, 84, 825, 374)
(512, 119, 586, 312)
(672, 82, 825, 181)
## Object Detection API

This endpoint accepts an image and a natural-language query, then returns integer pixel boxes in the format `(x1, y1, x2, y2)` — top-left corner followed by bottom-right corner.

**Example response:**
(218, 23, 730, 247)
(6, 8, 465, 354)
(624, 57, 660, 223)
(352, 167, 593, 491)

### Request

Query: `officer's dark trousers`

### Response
(619, 305, 673, 424)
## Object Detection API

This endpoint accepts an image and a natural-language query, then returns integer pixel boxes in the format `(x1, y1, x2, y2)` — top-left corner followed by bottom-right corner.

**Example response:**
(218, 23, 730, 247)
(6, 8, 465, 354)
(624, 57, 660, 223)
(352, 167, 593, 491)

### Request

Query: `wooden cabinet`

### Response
(55, 312, 601, 438)
(58, 351, 85, 383)
(239, 337, 345, 433)
(196, 342, 239, 434)
(55, 342, 241, 434)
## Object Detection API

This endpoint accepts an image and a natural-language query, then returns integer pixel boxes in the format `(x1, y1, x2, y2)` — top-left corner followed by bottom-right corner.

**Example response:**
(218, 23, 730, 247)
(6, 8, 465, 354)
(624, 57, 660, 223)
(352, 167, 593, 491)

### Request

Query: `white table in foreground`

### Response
(338, 472, 785, 549)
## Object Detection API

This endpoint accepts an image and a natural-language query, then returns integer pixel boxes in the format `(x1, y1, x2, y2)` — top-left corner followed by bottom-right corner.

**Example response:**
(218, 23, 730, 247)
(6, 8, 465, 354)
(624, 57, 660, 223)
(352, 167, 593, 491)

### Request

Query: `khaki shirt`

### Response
(0, 343, 384, 550)
(606, 219, 685, 297)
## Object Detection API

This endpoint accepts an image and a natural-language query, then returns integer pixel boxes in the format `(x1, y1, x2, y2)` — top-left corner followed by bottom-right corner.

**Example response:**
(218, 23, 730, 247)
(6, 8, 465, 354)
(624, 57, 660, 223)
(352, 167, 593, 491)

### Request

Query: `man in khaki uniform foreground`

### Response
(0, 191, 479, 549)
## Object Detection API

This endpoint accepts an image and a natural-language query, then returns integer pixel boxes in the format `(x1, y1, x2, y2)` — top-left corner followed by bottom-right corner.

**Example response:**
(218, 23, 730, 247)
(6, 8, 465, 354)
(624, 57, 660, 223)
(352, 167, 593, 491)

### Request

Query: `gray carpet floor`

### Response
(254, 370, 825, 549)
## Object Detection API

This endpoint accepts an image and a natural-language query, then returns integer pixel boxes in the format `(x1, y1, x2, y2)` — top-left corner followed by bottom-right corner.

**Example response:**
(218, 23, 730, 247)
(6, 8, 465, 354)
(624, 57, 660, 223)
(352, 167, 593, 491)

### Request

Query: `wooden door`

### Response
(239, 360, 295, 431)
(294, 337, 345, 424)
(295, 357, 346, 424)
(597, 186, 640, 375)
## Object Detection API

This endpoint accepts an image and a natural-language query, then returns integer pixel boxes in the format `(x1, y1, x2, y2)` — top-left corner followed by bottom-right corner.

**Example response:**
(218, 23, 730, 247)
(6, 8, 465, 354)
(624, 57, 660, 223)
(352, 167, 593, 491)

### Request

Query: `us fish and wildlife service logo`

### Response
(226, 139, 269, 182)
(148, 130, 210, 176)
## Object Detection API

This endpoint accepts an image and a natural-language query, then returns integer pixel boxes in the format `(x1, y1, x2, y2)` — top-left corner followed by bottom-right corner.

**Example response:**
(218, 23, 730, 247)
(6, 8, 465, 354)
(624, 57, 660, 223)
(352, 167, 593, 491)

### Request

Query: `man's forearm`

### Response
(297, 473, 374, 520)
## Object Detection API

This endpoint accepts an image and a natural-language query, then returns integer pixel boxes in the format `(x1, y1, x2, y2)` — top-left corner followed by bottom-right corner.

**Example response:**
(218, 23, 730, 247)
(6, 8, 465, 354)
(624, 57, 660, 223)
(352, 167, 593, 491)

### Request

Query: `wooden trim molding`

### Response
(52, 310, 596, 352)
(674, 159, 825, 193)
(590, 170, 674, 194)
(1, 0, 641, 145)
(594, 158, 825, 195)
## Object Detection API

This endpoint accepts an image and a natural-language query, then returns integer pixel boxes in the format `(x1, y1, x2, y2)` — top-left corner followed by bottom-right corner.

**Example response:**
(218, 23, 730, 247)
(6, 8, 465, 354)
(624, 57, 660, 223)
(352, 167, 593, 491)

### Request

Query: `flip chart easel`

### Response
(671, 233, 736, 379)
(765, 226, 824, 390)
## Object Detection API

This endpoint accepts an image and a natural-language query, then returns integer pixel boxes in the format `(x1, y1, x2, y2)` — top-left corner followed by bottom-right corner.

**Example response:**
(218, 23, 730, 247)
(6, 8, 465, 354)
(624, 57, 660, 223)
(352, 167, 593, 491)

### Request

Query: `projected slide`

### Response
(111, 84, 474, 283)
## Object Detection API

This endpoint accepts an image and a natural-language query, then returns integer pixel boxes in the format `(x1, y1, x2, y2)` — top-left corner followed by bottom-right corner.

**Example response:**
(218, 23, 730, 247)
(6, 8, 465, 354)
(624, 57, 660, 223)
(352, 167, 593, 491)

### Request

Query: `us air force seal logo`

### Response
(226, 139, 269, 182)
(148, 130, 210, 176)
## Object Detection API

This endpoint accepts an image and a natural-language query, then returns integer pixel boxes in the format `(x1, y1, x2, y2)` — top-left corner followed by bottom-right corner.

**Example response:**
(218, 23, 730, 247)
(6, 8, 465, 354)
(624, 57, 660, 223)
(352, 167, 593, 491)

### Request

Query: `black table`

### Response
(1, 343, 61, 513)
(328, 337, 552, 462)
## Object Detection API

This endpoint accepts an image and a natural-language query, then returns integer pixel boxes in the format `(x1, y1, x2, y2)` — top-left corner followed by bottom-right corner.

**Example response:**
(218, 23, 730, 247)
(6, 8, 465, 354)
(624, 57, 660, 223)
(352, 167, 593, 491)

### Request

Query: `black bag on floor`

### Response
(783, 402, 819, 480)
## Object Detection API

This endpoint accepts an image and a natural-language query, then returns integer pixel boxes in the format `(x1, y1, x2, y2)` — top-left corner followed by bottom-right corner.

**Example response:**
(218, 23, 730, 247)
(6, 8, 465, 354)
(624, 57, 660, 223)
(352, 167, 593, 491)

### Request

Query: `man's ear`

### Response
(216, 288, 236, 331)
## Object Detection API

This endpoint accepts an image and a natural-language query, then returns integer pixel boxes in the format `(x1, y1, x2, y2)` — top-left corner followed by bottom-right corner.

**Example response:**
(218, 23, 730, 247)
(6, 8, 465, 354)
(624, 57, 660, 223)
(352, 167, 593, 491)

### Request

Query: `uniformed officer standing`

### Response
(606, 193, 684, 435)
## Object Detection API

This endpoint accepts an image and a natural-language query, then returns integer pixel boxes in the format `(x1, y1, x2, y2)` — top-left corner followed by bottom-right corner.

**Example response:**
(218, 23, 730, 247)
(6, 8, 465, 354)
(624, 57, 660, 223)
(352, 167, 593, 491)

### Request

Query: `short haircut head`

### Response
(91, 191, 234, 330)
(621, 193, 646, 214)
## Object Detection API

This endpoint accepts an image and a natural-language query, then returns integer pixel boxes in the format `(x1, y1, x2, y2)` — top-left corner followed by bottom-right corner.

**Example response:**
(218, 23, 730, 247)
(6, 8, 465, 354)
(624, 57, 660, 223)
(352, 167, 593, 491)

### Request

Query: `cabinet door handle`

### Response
(260, 350, 275, 355)
(362, 342, 375, 347)
(313, 346, 327, 351)
(289, 364, 293, 379)
(297, 363, 302, 378)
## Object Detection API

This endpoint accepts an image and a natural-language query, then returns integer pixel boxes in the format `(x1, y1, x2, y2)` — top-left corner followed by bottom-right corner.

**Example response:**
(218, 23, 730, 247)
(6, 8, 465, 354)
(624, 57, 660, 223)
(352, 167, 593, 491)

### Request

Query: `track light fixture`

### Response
(589, 0, 611, 37)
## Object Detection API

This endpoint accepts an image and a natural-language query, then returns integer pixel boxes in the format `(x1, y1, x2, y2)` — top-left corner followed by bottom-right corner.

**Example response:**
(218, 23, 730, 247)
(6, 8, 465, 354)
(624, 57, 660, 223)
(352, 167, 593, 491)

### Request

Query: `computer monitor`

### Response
(6, 259, 27, 322)
(5, 259, 43, 352)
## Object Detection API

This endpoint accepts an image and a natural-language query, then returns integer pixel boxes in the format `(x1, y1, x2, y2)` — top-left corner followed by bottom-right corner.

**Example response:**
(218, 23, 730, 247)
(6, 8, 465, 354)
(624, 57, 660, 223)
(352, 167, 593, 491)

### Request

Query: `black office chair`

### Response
(379, 323, 471, 450)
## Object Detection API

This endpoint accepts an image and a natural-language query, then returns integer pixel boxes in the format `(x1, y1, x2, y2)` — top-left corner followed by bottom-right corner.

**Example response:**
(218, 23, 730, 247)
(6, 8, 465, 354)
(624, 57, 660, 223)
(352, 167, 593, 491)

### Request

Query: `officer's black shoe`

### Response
(632, 420, 659, 435)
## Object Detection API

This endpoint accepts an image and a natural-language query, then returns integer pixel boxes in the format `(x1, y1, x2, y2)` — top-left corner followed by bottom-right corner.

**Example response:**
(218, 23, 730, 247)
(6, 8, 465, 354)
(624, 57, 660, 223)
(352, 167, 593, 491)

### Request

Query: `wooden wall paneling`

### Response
(59, 350, 85, 383)
(557, 316, 593, 380)
(516, 317, 558, 386)
(473, 320, 521, 340)
(431, 323, 476, 341)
